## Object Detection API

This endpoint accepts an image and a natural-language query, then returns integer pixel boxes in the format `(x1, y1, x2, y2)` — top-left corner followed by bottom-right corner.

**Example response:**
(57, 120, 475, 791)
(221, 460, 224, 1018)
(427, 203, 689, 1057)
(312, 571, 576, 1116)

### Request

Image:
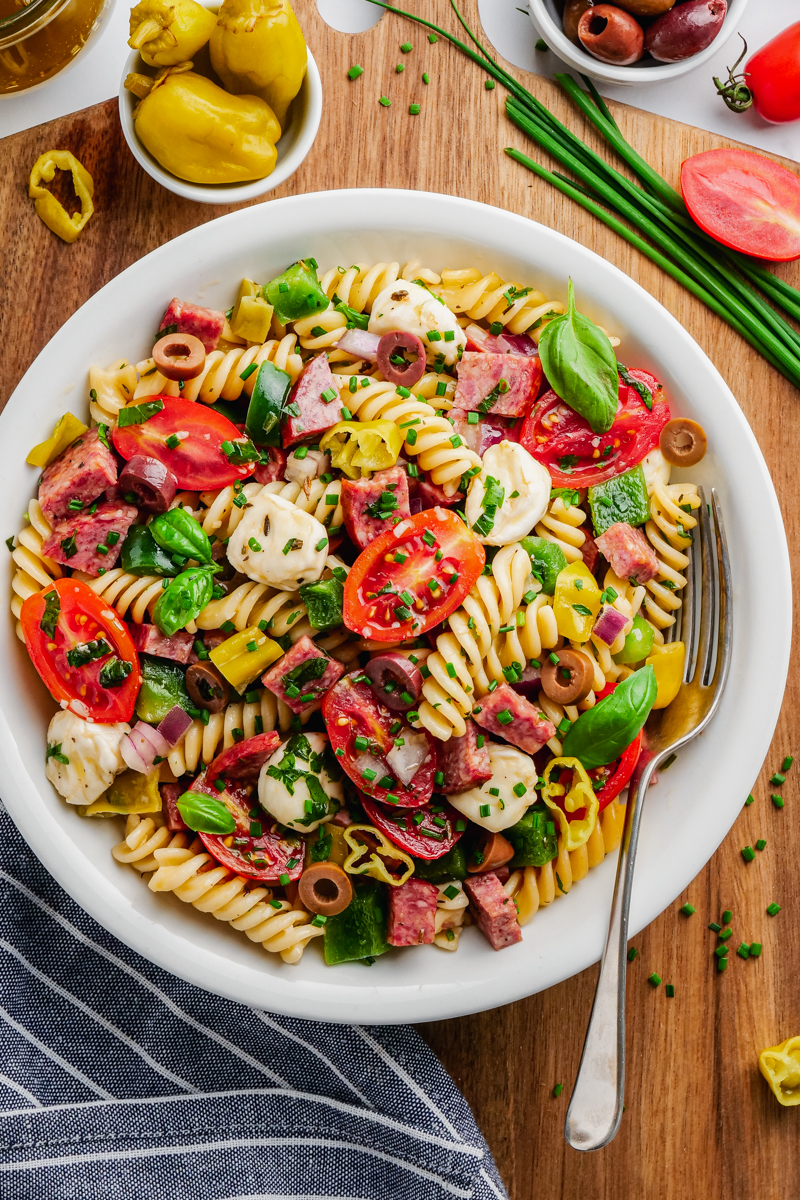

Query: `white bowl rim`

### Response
(528, 0, 750, 86)
(0, 187, 789, 1024)
(118, 47, 322, 204)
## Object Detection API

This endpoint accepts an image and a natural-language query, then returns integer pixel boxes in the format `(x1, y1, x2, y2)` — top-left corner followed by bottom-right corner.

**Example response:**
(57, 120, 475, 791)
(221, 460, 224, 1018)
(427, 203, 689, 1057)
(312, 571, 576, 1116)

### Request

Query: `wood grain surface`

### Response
(1, 3, 799, 1197)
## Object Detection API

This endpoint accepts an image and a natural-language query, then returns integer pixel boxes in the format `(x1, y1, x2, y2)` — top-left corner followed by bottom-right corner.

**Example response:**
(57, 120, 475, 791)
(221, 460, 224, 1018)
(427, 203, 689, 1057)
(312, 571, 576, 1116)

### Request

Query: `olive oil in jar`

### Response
(0, 0, 107, 94)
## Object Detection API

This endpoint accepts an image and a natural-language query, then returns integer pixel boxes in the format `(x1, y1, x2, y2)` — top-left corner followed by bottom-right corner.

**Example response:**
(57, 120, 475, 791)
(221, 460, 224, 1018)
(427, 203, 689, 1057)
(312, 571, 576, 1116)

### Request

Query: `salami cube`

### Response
(38, 428, 118, 524)
(416, 476, 463, 510)
(387, 877, 439, 947)
(128, 623, 194, 665)
(159, 298, 225, 354)
(282, 353, 343, 447)
(465, 871, 522, 950)
(439, 719, 492, 794)
(42, 501, 138, 576)
(206, 730, 281, 787)
(261, 634, 344, 715)
(341, 466, 410, 550)
(595, 522, 659, 585)
(473, 684, 555, 755)
(160, 783, 189, 832)
(581, 531, 601, 574)
(254, 447, 287, 484)
(455, 352, 541, 419)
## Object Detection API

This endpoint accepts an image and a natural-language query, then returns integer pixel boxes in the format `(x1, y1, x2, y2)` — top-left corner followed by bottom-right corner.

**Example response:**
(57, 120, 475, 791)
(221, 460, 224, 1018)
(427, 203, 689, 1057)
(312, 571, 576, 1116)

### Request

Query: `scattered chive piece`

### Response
(535, 38, 549, 51)
(479, 803, 491, 818)
(715, 945, 728, 959)
(717, 957, 728, 972)
(396, 62, 405, 72)
(422, 71, 429, 84)
(512, 782, 527, 798)
(737, 942, 750, 959)
(548, 652, 559, 666)
(401, 41, 412, 51)
(741, 845, 756, 862)
(772, 794, 785, 808)
(476, 734, 485, 749)
(722, 909, 732, 923)
(279, 873, 290, 887)
(770, 772, 786, 785)
(750, 942, 763, 957)
(719, 927, 732, 941)
(744, 793, 755, 806)
(348, 64, 363, 80)
(552, 1083, 563, 1098)
(379, 96, 391, 107)
(767, 902, 781, 916)
(756, 838, 766, 851)
(428, 32, 437, 42)
(648, 973, 661, 987)
(665, 984, 675, 997)
(409, 103, 421, 115)
(708, 922, 721, 933)
(485, 79, 495, 90)
(781, 755, 794, 772)
(680, 903, 696, 916)
(627, 947, 637, 961)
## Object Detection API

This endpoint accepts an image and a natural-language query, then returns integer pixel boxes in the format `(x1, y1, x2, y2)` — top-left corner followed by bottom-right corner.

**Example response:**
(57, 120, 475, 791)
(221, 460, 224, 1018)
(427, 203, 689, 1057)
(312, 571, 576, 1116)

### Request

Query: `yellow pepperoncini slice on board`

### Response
(541, 756, 599, 852)
(129, 0, 217, 67)
(343, 824, 414, 887)
(29, 151, 94, 244)
(26, 413, 88, 468)
(759, 1036, 800, 1106)
(320, 420, 402, 479)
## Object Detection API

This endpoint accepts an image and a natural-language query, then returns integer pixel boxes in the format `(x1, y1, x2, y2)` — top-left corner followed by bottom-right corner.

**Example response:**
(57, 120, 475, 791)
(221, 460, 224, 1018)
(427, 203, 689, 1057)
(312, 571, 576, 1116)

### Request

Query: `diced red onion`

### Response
(409, 497, 424, 515)
(336, 329, 381, 362)
(120, 721, 171, 774)
(501, 332, 539, 356)
(157, 705, 193, 747)
(479, 418, 516, 454)
(592, 605, 629, 647)
(510, 663, 542, 700)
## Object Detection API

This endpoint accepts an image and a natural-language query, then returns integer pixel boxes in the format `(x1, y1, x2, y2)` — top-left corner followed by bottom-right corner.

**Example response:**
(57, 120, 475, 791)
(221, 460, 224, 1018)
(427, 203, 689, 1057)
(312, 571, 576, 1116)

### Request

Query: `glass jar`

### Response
(0, 0, 107, 94)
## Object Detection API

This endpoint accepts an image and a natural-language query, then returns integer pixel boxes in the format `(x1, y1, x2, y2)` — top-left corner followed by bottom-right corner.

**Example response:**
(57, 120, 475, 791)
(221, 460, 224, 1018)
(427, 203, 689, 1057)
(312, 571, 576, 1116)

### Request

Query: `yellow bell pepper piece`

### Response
(129, 0, 217, 67)
(26, 413, 88, 469)
(29, 151, 94, 245)
(552, 561, 601, 642)
(210, 0, 307, 131)
(542, 756, 598, 852)
(646, 641, 685, 710)
(231, 278, 274, 344)
(209, 624, 283, 690)
(343, 824, 414, 887)
(320, 420, 402, 479)
(82, 769, 161, 817)
(759, 1035, 800, 1106)
(132, 69, 280, 185)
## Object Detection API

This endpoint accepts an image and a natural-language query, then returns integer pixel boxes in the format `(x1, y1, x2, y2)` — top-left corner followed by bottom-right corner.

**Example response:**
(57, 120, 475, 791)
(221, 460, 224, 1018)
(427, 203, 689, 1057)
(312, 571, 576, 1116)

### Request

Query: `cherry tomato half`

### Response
(21, 578, 141, 723)
(520, 370, 670, 489)
(343, 508, 485, 642)
(191, 768, 305, 883)
(323, 671, 437, 808)
(361, 794, 465, 861)
(112, 396, 253, 490)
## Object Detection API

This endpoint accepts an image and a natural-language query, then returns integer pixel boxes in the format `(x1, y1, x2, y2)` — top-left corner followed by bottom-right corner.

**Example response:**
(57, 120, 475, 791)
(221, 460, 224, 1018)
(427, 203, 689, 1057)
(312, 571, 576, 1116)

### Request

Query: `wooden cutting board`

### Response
(1, 3, 798, 1196)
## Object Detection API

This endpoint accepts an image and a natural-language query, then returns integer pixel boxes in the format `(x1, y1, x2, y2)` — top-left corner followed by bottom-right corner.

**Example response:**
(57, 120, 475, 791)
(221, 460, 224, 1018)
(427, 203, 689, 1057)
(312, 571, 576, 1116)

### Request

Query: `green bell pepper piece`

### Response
(298, 576, 344, 632)
(334, 301, 368, 330)
(588, 465, 650, 537)
(323, 877, 389, 965)
(562, 665, 657, 769)
(246, 360, 293, 448)
(153, 567, 214, 637)
(613, 612, 655, 665)
(411, 842, 467, 882)
(134, 656, 191, 723)
(505, 803, 558, 868)
(150, 508, 213, 564)
(120, 525, 181, 577)
(266, 259, 330, 325)
(520, 536, 568, 595)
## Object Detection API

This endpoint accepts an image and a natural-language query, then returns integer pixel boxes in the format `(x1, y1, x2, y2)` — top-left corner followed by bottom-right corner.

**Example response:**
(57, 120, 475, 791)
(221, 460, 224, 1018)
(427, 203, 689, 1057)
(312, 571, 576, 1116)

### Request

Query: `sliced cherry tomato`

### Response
(520, 370, 670, 489)
(343, 508, 484, 642)
(112, 396, 253, 490)
(681, 148, 800, 262)
(361, 794, 465, 861)
(191, 768, 304, 883)
(20, 578, 140, 722)
(323, 671, 437, 808)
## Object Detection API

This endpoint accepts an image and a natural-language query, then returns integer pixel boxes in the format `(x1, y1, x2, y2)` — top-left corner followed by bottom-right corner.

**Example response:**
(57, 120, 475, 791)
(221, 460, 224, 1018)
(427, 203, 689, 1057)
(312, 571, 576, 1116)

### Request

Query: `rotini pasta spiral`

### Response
(641, 480, 700, 632)
(435, 268, 565, 341)
(10, 500, 63, 641)
(198, 478, 343, 542)
(433, 880, 469, 951)
(317, 262, 402, 312)
(88, 359, 137, 425)
(534, 494, 587, 563)
(133, 334, 303, 405)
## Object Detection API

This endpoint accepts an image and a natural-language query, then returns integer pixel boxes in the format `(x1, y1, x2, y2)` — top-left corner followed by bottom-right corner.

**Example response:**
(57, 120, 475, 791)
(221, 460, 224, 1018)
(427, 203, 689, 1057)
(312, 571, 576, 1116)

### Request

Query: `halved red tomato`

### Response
(343, 509, 484, 642)
(323, 671, 437, 808)
(520, 370, 670, 489)
(21, 578, 140, 722)
(191, 768, 305, 883)
(361, 794, 465, 860)
(112, 396, 253, 490)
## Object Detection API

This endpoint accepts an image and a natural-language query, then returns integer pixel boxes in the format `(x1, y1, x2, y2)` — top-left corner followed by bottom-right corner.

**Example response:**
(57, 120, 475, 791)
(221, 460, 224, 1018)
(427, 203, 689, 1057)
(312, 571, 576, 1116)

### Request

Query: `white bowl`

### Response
(119, 45, 322, 204)
(529, 0, 750, 87)
(0, 189, 789, 1023)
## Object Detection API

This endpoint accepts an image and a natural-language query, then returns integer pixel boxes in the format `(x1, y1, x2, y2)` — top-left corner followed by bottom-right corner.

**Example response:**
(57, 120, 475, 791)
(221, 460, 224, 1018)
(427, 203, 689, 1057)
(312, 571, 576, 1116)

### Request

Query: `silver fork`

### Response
(564, 486, 732, 1152)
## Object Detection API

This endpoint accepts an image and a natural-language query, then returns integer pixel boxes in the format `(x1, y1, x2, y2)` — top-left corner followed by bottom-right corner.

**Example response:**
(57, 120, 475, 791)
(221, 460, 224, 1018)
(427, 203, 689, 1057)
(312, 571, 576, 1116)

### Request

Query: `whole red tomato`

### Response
(744, 22, 800, 124)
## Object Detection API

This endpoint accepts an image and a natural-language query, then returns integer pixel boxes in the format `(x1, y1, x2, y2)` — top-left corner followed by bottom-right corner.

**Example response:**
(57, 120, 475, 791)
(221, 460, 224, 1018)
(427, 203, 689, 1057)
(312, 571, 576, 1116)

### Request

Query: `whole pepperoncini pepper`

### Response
(129, 67, 280, 184)
(541, 756, 599, 852)
(320, 421, 402, 479)
(759, 1035, 800, 1106)
(210, 0, 307, 130)
(128, 0, 217, 67)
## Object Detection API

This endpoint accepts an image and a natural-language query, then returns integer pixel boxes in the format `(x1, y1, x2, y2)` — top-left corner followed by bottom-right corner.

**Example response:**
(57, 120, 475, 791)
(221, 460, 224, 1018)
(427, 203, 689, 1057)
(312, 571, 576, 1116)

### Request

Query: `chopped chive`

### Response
(750, 942, 763, 957)
(767, 902, 781, 916)
(770, 772, 786, 785)
(756, 838, 767, 851)
(708, 921, 721, 933)
(736, 942, 750, 959)
(485, 79, 495, 90)
(279, 873, 290, 886)
(512, 782, 527, 797)
(401, 41, 412, 51)
(781, 755, 794, 772)
(422, 71, 430, 84)
(648, 973, 661, 987)
(665, 984, 675, 997)
(627, 947, 637, 961)
(361, 768, 376, 782)
(479, 803, 491, 818)
(715, 945, 728, 959)
(717, 957, 728, 972)
(428, 31, 437, 42)
(396, 62, 404, 73)
(348, 64, 364, 80)
(722, 909, 732, 923)
(680, 903, 696, 916)
(552, 1083, 563, 1098)
(741, 845, 756, 862)
(718, 927, 732, 941)
(771, 793, 785, 808)
(744, 793, 755, 806)
(409, 103, 421, 115)
(379, 96, 391, 107)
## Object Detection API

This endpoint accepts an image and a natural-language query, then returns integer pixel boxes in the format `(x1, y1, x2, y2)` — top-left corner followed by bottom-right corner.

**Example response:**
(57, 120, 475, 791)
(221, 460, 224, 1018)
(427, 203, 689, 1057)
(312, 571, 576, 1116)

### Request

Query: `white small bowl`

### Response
(529, 0, 750, 87)
(119, 45, 322, 204)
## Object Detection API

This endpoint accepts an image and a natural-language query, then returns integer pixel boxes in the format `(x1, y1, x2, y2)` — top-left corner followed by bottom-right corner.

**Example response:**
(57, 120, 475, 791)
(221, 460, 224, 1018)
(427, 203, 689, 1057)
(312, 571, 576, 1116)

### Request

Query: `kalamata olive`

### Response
(377, 331, 427, 389)
(365, 652, 423, 711)
(153, 332, 206, 381)
(659, 418, 707, 466)
(564, 0, 594, 43)
(185, 663, 231, 713)
(119, 455, 178, 513)
(540, 648, 594, 705)
(644, 0, 726, 62)
(578, 5, 644, 65)
(468, 831, 515, 874)
(297, 861, 353, 916)
(209, 539, 247, 595)
(614, 0, 674, 15)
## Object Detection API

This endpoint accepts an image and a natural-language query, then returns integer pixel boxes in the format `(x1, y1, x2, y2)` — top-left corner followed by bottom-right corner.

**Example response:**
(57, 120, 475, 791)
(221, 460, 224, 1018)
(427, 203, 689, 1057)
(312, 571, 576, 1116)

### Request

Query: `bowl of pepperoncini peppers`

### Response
(119, 0, 322, 204)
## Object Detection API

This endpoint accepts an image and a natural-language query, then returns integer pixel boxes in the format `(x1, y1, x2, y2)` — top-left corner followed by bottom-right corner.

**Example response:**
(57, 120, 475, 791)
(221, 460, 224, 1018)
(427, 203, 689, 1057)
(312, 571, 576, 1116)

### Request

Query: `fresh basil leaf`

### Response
(562, 665, 657, 769)
(40, 589, 61, 639)
(538, 279, 619, 435)
(617, 362, 653, 411)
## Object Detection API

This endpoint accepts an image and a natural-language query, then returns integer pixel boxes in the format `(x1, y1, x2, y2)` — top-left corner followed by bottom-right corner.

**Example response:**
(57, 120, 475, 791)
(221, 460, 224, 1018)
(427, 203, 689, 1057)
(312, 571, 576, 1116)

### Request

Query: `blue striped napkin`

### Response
(0, 803, 507, 1200)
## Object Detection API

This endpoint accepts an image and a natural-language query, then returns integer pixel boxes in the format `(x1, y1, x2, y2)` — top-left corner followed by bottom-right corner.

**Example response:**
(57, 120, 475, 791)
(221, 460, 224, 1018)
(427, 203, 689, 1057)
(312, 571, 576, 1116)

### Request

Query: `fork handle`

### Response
(564, 756, 659, 1151)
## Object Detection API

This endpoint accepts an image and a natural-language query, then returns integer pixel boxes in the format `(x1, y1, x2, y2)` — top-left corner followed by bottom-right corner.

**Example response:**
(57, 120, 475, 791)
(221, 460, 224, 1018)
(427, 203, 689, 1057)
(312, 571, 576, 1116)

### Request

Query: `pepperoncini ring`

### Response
(759, 1035, 800, 1106)
(541, 756, 599, 852)
(26, 413, 88, 469)
(343, 824, 414, 887)
(29, 151, 94, 245)
(320, 420, 402, 479)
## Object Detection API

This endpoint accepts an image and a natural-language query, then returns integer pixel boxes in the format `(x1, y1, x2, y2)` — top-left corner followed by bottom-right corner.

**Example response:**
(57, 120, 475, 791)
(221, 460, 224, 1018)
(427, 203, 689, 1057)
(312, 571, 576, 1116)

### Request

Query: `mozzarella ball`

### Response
(447, 743, 537, 832)
(227, 491, 328, 591)
(258, 731, 343, 833)
(368, 280, 466, 367)
(45, 710, 129, 806)
(465, 441, 551, 545)
(641, 448, 669, 495)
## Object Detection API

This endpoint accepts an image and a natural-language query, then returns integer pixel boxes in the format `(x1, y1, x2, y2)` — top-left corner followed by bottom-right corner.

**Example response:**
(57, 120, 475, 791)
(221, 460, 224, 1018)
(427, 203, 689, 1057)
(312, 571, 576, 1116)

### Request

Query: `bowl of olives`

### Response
(529, 0, 749, 85)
